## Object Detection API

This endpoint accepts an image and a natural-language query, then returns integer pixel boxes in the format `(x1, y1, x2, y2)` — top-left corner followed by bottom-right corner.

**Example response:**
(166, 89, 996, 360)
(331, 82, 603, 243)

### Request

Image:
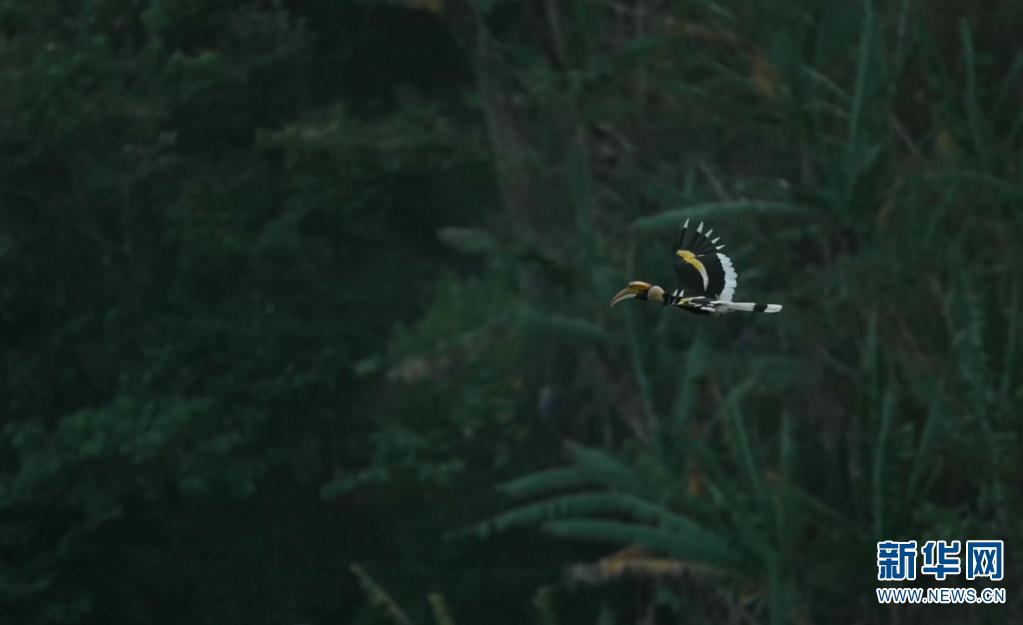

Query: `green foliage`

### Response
(0, 1, 499, 624)
(444, 0, 1023, 623)
(2, 0, 1023, 624)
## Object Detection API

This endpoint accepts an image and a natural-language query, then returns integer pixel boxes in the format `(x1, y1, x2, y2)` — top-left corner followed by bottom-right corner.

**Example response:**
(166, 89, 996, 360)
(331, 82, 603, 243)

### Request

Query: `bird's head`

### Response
(609, 281, 666, 307)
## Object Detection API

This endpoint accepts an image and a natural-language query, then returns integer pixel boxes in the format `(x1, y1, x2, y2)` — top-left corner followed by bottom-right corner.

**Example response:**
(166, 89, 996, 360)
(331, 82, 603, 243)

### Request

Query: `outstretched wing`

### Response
(672, 219, 738, 301)
(669, 295, 783, 315)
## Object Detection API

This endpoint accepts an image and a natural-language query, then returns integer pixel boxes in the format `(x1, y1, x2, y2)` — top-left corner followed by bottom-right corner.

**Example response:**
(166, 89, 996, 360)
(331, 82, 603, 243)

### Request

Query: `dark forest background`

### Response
(1, 1, 1021, 623)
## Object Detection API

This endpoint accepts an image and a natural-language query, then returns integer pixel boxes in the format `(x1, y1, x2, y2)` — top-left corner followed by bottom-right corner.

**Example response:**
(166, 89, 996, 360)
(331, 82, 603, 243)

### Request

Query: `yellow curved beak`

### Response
(610, 286, 640, 307)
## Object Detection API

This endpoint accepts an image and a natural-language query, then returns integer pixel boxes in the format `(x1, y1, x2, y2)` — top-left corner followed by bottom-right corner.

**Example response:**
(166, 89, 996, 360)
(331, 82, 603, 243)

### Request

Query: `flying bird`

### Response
(610, 219, 782, 315)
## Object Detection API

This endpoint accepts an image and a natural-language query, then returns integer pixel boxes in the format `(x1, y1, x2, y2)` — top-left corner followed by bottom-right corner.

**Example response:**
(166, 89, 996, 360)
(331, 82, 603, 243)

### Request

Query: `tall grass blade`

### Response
(723, 379, 763, 501)
(846, 0, 876, 185)
(871, 385, 895, 537)
(960, 21, 991, 170)
(350, 563, 418, 625)
(428, 593, 457, 625)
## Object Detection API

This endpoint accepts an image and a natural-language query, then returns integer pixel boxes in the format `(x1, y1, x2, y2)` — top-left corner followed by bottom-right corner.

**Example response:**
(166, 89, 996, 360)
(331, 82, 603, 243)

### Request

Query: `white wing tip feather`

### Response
(717, 252, 738, 302)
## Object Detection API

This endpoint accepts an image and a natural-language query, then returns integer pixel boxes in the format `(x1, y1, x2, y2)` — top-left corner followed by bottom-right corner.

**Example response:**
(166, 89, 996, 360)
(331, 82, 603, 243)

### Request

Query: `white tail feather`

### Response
(718, 301, 783, 313)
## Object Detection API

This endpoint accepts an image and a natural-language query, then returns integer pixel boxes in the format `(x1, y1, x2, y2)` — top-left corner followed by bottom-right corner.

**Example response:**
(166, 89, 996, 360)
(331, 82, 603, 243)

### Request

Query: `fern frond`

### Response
(496, 467, 603, 500)
(463, 491, 727, 544)
(563, 442, 636, 480)
(465, 492, 631, 536)
(498, 449, 635, 499)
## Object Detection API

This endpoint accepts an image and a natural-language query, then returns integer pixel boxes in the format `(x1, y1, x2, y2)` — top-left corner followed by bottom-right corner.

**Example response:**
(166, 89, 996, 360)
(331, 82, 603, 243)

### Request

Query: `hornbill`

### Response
(610, 220, 783, 315)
